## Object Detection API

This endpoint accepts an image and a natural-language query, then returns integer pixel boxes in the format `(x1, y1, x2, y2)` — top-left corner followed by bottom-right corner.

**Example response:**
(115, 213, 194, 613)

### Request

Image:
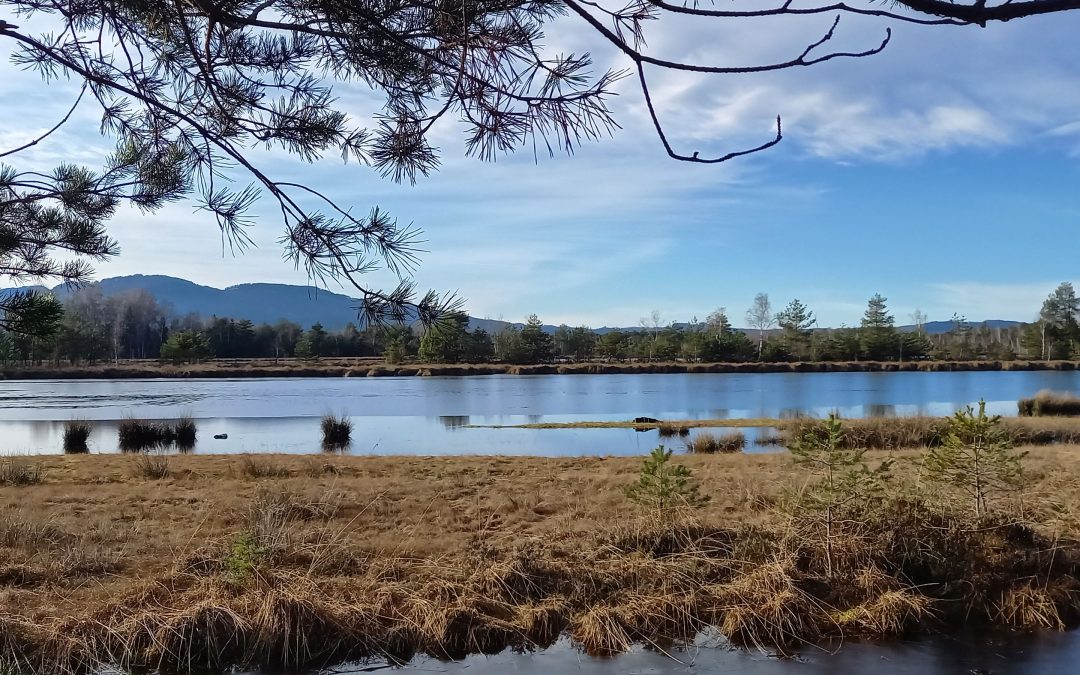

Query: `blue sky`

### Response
(2, 4, 1080, 327)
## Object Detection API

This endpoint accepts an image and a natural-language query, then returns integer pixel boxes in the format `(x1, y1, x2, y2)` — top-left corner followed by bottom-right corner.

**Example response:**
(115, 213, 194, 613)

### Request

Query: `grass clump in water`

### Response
(686, 431, 745, 454)
(174, 416, 197, 450)
(118, 418, 199, 452)
(1018, 390, 1080, 417)
(62, 420, 92, 454)
(321, 414, 352, 449)
(657, 422, 690, 438)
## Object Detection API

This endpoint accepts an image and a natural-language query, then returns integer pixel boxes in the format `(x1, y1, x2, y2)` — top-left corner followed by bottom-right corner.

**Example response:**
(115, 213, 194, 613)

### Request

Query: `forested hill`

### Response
(5, 275, 1021, 334)
(37, 276, 366, 331)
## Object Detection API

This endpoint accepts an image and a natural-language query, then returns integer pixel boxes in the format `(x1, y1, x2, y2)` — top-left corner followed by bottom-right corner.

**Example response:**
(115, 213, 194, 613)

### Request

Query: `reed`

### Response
(785, 414, 1080, 450)
(686, 431, 745, 454)
(1018, 390, 1080, 417)
(321, 414, 353, 448)
(657, 422, 690, 438)
(62, 420, 92, 454)
(174, 416, 197, 449)
(118, 418, 199, 452)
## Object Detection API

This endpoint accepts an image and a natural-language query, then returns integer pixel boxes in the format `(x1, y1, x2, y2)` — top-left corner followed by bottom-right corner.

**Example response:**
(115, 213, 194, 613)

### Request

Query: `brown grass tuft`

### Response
(0, 459, 44, 486)
(996, 582, 1066, 630)
(710, 562, 823, 649)
(238, 455, 292, 479)
(1018, 390, 1080, 417)
(687, 431, 745, 454)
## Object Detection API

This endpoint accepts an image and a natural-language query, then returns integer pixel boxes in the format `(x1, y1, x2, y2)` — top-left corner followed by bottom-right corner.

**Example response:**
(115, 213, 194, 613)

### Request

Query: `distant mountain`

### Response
(42, 275, 368, 331)
(5, 275, 1026, 334)
(910, 319, 1022, 335)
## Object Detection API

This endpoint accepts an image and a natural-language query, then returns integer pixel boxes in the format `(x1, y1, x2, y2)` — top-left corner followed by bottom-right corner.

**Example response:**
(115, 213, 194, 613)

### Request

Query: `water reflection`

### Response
(258, 631, 1080, 675)
(865, 403, 898, 417)
(439, 416, 471, 430)
(0, 371, 1077, 456)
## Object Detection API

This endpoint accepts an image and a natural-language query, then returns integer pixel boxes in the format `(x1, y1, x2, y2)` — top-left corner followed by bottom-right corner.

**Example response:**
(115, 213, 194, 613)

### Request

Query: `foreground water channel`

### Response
(2, 370, 1080, 455)
(236, 631, 1080, 674)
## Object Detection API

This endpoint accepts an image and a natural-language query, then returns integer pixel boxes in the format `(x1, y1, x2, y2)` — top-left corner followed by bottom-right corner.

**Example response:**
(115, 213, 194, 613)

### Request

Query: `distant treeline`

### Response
(0, 284, 1073, 366)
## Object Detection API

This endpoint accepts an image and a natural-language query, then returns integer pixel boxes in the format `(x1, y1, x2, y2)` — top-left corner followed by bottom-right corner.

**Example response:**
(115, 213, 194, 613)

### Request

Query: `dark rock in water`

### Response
(633, 417, 660, 424)
(213, 433, 228, 440)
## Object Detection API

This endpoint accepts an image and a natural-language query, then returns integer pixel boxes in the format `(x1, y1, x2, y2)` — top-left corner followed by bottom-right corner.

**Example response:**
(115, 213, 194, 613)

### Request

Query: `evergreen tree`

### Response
(625, 446, 709, 520)
(776, 298, 816, 360)
(418, 313, 470, 363)
(860, 294, 898, 361)
(1036, 282, 1080, 360)
(788, 415, 892, 577)
(508, 315, 554, 364)
(923, 400, 1027, 519)
(160, 330, 211, 363)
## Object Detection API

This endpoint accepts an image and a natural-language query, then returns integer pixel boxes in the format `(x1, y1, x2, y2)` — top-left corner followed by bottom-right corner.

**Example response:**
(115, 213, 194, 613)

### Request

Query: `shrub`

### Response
(224, 531, 266, 585)
(625, 446, 709, 519)
(687, 431, 745, 454)
(321, 414, 352, 448)
(63, 420, 92, 454)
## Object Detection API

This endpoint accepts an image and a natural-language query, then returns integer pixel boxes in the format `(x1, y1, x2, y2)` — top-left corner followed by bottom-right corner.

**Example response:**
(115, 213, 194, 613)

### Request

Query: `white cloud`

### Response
(926, 281, 1074, 323)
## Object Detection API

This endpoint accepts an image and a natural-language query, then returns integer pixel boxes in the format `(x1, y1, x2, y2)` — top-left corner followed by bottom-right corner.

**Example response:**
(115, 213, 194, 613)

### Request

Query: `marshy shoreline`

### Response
(3, 358, 1080, 380)
(2, 449, 1080, 673)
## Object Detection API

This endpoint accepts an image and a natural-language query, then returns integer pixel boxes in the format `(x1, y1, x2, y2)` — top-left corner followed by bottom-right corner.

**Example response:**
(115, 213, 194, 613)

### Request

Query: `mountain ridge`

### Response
(6, 275, 1025, 335)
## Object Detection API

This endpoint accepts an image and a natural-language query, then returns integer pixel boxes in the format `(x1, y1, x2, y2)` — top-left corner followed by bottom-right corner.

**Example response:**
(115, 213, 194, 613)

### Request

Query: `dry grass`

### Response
(1019, 390, 1080, 417)
(783, 415, 1080, 450)
(131, 453, 170, 480)
(686, 431, 746, 454)
(0, 459, 43, 486)
(0, 450, 1077, 672)
(657, 422, 690, 438)
(238, 454, 293, 479)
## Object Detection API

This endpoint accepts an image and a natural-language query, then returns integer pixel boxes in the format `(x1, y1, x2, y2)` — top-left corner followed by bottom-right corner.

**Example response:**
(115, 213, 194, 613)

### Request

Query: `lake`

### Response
(2, 370, 1079, 455)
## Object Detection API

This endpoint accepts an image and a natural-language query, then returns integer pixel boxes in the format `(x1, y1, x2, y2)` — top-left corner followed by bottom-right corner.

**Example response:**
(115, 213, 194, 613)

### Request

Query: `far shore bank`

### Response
(1, 358, 1079, 380)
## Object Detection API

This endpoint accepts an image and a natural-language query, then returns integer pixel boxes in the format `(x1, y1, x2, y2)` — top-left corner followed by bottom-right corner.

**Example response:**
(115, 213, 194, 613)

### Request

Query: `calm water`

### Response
(246, 632, 1080, 675)
(2, 370, 1079, 455)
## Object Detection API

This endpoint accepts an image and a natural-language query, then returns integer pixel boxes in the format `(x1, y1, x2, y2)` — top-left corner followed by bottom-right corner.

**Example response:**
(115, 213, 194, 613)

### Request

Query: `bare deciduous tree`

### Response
(745, 293, 775, 360)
